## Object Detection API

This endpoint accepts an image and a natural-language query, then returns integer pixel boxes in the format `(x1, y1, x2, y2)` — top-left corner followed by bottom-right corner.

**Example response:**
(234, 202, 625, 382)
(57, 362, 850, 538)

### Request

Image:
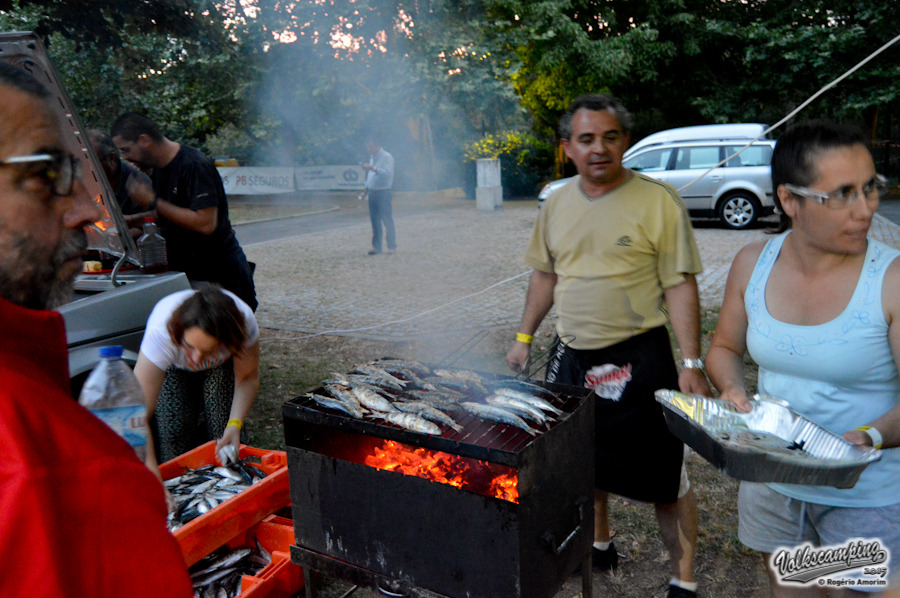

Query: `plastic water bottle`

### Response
(78, 345, 148, 461)
(138, 217, 168, 274)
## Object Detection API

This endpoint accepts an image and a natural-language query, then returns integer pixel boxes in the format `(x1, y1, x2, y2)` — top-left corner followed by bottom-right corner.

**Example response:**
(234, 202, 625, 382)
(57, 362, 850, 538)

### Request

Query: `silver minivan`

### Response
(538, 124, 776, 229)
(622, 139, 776, 229)
(622, 123, 770, 159)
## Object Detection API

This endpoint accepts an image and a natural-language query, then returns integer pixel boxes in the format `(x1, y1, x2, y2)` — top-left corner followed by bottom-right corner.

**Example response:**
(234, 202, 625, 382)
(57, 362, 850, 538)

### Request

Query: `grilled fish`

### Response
(393, 401, 463, 432)
(346, 372, 406, 392)
(493, 387, 565, 416)
(374, 362, 438, 391)
(323, 383, 362, 407)
(377, 411, 443, 435)
(350, 384, 398, 413)
(485, 394, 551, 425)
(373, 358, 434, 376)
(353, 364, 409, 388)
(430, 371, 489, 394)
(460, 402, 538, 435)
(305, 392, 367, 418)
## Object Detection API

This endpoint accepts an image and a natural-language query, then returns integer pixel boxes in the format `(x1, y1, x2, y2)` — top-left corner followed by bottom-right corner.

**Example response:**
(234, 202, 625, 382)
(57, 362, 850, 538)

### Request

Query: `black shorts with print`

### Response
(546, 326, 683, 504)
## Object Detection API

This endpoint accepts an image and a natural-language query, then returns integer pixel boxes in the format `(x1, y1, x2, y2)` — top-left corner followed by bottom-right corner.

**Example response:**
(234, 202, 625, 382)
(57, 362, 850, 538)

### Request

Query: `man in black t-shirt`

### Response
(111, 113, 257, 311)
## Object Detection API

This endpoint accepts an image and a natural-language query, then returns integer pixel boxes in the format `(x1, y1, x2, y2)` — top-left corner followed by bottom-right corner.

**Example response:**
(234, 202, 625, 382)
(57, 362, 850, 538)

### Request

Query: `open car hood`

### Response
(0, 31, 139, 266)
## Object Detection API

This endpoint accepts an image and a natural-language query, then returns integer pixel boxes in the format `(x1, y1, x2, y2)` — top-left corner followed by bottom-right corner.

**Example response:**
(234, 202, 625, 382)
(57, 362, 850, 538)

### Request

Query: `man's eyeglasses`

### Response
(0, 151, 82, 197)
(783, 174, 888, 210)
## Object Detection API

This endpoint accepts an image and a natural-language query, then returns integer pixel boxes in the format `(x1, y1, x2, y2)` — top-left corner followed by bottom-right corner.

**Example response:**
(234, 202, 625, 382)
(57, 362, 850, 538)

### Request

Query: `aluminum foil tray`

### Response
(655, 390, 881, 488)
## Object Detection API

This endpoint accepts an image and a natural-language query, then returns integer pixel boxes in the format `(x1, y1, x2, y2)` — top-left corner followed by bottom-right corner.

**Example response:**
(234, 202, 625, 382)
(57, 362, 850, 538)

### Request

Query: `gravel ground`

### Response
(234, 193, 900, 598)
(240, 193, 900, 346)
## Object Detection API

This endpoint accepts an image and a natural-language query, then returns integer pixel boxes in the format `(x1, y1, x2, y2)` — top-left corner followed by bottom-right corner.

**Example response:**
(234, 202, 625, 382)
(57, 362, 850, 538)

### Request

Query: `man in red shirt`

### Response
(0, 63, 193, 596)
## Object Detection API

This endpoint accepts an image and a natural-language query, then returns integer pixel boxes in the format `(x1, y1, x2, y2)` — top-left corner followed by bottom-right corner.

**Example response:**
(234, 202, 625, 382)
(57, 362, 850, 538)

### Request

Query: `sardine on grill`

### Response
(376, 411, 443, 435)
(393, 401, 463, 432)
(485, 394, 551, 425)
(493, 387, 565, 416)
(350, 385, 398, 413)
(305, 392, 367, 419)
(460, 402, 539, 435)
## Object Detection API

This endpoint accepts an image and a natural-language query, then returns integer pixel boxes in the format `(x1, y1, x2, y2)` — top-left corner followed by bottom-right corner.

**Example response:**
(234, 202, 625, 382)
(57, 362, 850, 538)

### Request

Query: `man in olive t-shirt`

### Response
(506, 94, 709, 598)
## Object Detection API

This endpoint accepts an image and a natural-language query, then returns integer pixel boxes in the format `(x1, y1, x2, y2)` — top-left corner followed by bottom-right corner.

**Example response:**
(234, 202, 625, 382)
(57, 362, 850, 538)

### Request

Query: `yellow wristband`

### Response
(854, 426, 883, 449)
(516, 333, 533, 344)
(227, 418, 243, 430)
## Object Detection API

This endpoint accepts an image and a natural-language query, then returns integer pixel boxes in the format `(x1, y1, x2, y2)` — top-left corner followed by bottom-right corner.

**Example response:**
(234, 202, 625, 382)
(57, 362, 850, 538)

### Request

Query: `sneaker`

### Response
(666, 584, 698, 598)
(387, 248, 396, 254)
(593, 543, 619, 571)
(367, 249, 382, 255)
(574, 542, 624, 574)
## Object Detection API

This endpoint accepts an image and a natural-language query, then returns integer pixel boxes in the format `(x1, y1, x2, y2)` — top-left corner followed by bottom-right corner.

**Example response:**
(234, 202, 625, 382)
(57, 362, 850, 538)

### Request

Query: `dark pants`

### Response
(545, 327, 684, 504)
(182, 241, 258, 312)
(367, 189, 396, 252)
(150, 360, 246, 463)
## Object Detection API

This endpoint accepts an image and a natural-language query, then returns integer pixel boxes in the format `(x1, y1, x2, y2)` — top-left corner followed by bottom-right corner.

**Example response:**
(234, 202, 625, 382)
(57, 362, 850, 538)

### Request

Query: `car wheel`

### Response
(718, 192, 760, 229)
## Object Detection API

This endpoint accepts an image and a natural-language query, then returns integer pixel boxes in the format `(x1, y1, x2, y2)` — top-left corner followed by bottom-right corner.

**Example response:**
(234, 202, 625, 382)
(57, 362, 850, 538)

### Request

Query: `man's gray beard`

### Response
(0, 229, 87, 310)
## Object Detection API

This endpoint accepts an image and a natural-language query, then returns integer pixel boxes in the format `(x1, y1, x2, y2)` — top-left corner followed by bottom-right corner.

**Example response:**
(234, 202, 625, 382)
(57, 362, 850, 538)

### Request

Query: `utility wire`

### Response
(266, 33, 900, 343)
(677, 31, 900, 194)
(263, 269, 531, 342)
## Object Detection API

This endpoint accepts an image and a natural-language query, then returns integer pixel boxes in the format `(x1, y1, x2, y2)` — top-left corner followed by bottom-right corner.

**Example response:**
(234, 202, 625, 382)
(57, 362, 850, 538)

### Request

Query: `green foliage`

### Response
(736, 1, 900, 129)
(484, 0, 899, 147)
(0, 0, 217, 51)
(3, 0, 898, 183)
(464, 130, 554, 197)
(1, 1, 247, 151)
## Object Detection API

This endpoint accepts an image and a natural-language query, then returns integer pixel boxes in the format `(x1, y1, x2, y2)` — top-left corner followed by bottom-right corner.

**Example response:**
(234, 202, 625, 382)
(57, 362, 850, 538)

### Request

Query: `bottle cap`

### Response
(98, 345, 124, 358)
(143, 217, 155, 224)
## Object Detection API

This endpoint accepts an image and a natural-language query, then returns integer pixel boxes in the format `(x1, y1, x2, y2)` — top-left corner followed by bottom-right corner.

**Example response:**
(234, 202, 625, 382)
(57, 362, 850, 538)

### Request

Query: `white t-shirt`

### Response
(140, 289, 259, 372)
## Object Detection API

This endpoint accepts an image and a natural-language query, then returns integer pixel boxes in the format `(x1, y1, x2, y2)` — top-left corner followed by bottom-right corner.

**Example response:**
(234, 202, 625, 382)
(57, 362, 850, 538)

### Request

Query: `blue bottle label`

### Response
(90, 405, 148, 448)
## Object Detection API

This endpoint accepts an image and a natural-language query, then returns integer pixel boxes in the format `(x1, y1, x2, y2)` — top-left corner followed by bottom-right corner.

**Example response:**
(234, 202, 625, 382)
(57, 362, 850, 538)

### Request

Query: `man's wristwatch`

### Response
(679, 358, 705, 371)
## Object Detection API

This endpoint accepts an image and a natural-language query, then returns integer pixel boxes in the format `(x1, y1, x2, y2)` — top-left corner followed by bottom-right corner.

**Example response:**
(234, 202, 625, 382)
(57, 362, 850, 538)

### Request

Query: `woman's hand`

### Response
(843, 428, 875, 448)
(719, 386, 753, 413)
(216, 424, 242, 465)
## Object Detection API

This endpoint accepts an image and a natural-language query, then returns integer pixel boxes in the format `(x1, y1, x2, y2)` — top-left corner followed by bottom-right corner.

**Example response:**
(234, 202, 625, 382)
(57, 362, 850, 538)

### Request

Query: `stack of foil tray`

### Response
(655, 390, 881, 488)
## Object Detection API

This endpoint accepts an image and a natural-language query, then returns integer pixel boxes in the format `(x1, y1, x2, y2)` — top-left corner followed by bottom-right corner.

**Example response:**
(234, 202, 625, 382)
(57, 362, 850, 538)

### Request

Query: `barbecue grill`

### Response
(282, 367, 595, 598)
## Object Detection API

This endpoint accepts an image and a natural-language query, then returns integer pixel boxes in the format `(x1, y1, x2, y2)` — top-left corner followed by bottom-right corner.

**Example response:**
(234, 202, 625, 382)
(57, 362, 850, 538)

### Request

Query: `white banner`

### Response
(218, 167, 295, 195)
(295, 165, 366, 191)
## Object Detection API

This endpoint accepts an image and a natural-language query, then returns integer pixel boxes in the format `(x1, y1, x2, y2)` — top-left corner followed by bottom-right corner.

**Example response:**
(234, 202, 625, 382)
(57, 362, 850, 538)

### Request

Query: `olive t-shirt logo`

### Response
(616, 235, 632, 247)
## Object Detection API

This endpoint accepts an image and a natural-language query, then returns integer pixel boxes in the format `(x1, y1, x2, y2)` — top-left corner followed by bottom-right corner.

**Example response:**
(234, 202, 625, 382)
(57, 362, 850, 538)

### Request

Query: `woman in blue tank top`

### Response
(706, 122, 900, 596)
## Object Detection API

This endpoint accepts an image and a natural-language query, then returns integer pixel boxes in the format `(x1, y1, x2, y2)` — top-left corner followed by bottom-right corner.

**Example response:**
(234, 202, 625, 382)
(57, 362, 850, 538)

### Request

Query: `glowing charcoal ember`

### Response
(364, 440, 519, 503)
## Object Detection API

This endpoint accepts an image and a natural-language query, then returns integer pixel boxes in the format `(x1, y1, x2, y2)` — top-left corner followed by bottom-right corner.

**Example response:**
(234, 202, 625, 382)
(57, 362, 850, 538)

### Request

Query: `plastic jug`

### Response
(138, 217, 168, 274)
(78, 345, 149, 461)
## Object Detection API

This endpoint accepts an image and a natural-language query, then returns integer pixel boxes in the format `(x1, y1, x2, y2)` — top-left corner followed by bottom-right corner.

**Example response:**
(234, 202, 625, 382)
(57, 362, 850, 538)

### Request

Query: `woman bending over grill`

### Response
(706, 122, 900, 597)
(134, 285, 260, 474)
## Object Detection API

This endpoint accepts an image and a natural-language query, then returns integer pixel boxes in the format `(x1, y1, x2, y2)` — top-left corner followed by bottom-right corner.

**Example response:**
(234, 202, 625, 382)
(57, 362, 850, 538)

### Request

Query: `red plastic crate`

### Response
(192, 514, 304, 598)
(160, 440, 290, 567)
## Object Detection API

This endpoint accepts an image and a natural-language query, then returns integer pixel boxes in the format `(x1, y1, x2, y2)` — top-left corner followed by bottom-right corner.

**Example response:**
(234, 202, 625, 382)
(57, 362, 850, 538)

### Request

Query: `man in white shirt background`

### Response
(362, 134, 396, 255)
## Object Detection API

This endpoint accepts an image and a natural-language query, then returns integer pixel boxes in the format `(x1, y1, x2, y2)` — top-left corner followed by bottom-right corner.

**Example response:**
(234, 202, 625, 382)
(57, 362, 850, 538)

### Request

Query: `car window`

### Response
(673, 146, 721, 170)
(624, 148, 672, 172)
(724, 144, 773, 167)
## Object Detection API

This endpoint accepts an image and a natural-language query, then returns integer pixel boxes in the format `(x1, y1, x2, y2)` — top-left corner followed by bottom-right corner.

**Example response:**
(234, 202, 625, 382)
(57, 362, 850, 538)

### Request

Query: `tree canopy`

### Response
(2, 0, 898, 187)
